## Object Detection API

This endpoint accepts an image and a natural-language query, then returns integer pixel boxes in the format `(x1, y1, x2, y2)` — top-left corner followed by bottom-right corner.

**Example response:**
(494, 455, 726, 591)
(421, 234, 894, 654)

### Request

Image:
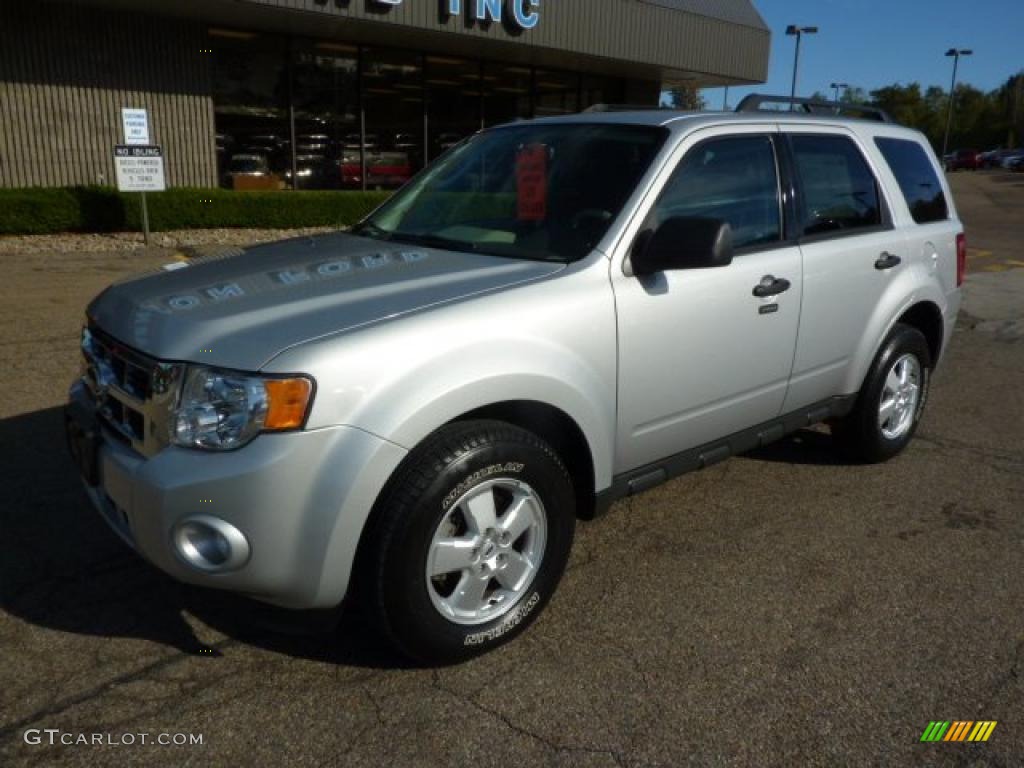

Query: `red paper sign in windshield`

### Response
(516, 144, 548, 221)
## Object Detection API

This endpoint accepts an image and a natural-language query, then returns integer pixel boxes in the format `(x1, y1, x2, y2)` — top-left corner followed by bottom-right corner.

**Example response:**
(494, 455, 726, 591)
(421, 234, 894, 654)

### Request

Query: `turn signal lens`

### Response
(264, 378, 313, 430)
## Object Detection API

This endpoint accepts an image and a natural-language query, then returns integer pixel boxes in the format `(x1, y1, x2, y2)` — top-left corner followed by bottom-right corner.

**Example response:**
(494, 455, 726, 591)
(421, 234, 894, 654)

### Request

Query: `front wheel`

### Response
(832, 324, 932, 463)
(363, 420, 575, 665)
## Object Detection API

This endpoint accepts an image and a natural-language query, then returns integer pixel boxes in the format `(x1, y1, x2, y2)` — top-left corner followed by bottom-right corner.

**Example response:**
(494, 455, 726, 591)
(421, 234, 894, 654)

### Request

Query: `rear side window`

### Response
(790, 135, 882, 237)
(653, 135, 782, 250)
(875, 137, 949, 224)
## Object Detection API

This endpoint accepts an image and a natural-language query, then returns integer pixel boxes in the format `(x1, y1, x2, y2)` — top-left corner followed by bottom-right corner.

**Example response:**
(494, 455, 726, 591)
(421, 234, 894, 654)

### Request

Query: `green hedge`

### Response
(0, 186, 392, 235)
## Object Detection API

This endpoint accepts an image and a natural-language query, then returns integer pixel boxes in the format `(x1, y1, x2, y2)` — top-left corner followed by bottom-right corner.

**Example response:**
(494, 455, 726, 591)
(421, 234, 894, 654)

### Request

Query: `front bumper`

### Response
(66, 380, 407, 609)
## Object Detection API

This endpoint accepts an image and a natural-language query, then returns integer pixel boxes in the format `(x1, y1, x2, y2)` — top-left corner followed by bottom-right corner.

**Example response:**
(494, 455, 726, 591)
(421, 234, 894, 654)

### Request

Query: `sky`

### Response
(705, 0, 1024, 108)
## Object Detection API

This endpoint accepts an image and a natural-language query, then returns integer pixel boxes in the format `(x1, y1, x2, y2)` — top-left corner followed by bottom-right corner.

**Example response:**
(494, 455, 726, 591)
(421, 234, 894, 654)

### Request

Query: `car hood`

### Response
(87, 231, 564, 370)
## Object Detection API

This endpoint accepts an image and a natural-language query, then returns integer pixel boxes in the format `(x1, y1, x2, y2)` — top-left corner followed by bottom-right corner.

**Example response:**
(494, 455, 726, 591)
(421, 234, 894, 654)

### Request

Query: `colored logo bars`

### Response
(920, 721, 997, 742)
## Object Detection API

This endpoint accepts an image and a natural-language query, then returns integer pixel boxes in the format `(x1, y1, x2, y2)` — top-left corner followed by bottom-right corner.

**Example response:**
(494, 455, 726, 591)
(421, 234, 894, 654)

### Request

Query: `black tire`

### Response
(363, 420, 575, 665)
(832, 324, 932, 463)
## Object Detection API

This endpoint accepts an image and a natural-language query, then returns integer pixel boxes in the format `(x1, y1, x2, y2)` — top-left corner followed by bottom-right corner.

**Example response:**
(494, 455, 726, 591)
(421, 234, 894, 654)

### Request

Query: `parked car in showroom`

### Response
(67, 95, 963, 664)
(220, 153, 272, 189)
(284, 154, 338, 190)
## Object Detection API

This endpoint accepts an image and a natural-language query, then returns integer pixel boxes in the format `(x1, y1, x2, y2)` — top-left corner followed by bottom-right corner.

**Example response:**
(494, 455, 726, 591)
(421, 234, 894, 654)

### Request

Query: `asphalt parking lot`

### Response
(1, 172, 1021, 767)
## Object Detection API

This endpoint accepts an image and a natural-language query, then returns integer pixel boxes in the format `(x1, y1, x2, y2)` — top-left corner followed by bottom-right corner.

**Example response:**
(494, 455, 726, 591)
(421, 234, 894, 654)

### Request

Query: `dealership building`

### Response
(0, 0, 769, 191)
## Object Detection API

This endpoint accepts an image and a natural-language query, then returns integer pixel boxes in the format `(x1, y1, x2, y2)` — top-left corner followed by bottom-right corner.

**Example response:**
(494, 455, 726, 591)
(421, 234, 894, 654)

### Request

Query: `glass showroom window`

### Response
(426, 56, 482, 164)
(362, 48, 424, 190)
(291, 42, 359, 190)
(484, 63, 532, 127)
(534, 69, 580, 117)
(210, 29, 289, 190)
(581, 74, 626, 110)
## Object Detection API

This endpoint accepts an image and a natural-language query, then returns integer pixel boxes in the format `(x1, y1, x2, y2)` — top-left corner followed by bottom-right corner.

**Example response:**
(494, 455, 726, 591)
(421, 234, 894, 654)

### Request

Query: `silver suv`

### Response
(66, 98, 964, 663)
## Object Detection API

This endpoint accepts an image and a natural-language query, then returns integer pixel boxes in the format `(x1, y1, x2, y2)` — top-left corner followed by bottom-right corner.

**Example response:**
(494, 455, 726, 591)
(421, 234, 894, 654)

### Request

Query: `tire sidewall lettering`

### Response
(441, 462, 525, 511)
(375, 423, 575, 664)
(464, 591, 541, 646)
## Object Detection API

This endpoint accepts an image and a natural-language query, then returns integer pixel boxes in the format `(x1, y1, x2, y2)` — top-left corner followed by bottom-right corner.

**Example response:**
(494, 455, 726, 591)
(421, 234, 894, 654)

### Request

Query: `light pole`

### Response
(830, 82, 849, 102)
(942, 48, 973, 160)
(786, 25, 818, 108)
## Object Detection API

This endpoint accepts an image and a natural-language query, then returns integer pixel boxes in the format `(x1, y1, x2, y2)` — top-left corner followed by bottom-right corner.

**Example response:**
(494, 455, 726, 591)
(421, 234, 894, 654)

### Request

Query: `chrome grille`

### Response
(81, 327, 183, 457)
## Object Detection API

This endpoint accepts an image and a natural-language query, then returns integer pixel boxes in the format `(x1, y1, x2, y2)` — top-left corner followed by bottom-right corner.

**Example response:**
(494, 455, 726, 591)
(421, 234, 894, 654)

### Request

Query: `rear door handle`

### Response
(875, 252, 902, 270)
(752, 275, 791, 298)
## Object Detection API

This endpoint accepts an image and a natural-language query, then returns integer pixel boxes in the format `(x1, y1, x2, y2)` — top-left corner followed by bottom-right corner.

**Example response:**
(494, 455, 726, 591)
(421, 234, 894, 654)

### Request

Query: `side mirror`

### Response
(631, 216, 734, 276)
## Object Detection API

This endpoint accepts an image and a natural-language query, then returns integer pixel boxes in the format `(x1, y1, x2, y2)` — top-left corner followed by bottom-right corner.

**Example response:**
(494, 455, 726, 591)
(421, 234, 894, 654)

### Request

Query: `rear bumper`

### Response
(938, 287, 962, 369)
(67, 380, 407, 609)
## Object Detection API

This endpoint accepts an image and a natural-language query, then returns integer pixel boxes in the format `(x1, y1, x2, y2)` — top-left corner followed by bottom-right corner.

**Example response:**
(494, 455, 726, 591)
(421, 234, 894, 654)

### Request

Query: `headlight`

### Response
(171, 366, 314, 451)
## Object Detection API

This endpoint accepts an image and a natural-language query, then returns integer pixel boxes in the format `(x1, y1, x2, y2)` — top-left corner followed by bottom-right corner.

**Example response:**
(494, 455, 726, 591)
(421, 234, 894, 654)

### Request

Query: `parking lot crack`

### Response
(430, 671, 627, 766)
(913, 432, 1024, 474)
(0, 638, 240, 741)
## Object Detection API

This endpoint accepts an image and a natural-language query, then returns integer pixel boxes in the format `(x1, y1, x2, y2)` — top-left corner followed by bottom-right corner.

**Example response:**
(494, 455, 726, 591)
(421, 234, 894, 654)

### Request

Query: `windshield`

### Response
(353, 123, 667, 262)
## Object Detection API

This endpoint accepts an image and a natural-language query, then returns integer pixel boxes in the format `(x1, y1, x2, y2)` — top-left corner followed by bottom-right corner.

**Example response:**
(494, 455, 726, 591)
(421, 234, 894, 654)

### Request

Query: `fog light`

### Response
(172, 516, 250, 573)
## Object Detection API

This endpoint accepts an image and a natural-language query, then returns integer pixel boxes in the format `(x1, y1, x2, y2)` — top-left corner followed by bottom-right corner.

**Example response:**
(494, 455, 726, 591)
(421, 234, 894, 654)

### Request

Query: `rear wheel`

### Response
(364, 420, 575, 665)
(832, 324, 931, 463)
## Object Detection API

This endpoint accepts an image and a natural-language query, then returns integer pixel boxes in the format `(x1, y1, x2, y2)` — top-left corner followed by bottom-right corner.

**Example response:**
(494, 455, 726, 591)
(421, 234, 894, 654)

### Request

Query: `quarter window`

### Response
(652, 136, 782, 251)
(875, 137, 949, 224)
(790, 135, 882, 236)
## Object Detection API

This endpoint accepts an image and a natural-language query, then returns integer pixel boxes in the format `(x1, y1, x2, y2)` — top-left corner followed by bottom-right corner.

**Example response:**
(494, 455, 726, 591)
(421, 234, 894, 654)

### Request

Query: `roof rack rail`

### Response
(582, 103, 673, 113)
(735, 94, 894, 124)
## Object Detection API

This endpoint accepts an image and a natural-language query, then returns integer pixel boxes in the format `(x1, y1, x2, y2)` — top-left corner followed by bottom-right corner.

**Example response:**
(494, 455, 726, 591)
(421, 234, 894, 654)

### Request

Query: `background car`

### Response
(976, 148, 1023, 169)
(366, 150, 413, 188)
(393, 132, 419, 151)
(220, 153, 270, 188)
(976, 149, 999, 168)
(999, 149, 1024, 169)
(295, 134, 332, 154)
(944, 149, 979, 171)
(284, 154, 338, 189)
(344, 133, 379, 151)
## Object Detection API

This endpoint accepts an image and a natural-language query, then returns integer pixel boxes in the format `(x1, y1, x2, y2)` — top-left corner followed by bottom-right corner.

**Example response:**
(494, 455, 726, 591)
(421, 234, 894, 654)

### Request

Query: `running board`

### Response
(591, 395, 857, 517)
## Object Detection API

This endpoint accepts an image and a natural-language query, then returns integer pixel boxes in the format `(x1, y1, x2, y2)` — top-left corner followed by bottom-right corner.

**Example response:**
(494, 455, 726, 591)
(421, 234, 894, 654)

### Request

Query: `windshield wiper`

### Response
(388, 232, 480, 253)
(351, 221, 392, 241)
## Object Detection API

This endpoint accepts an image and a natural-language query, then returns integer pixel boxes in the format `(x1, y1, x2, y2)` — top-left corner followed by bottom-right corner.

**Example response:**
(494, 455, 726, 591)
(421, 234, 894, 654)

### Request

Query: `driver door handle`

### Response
(875, 252, 902, 270)
(752, 275, 791, 298)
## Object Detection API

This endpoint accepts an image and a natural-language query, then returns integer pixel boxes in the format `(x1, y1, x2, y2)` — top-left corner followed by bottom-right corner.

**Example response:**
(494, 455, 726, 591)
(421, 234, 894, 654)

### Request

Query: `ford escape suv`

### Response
(66, 96, 964, 664)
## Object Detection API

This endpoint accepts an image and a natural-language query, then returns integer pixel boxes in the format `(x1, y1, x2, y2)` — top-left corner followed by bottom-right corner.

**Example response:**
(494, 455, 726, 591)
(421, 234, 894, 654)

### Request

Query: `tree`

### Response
(869, 83, 929, 131)
(840, 86, 868, 105)
(994, 72, 1024, 147)
(862, 74, 1024, 152)
(663, 83, 706, 111)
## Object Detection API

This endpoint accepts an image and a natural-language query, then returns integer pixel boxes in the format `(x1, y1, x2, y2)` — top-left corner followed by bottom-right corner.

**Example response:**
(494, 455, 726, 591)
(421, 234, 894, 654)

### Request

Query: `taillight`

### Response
(956, 232, 967, 287)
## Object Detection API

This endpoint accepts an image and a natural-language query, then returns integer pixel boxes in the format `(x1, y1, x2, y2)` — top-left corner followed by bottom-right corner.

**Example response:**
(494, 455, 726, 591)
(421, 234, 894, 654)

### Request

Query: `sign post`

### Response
(118, 109, 160, 245)
(114, 145, 165, 245)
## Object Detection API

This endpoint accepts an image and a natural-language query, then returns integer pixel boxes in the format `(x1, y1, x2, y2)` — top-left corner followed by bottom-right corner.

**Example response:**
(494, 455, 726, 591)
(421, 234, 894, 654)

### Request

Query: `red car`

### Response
(341, 150, 413, 189)
(944, 149, 979, 171)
